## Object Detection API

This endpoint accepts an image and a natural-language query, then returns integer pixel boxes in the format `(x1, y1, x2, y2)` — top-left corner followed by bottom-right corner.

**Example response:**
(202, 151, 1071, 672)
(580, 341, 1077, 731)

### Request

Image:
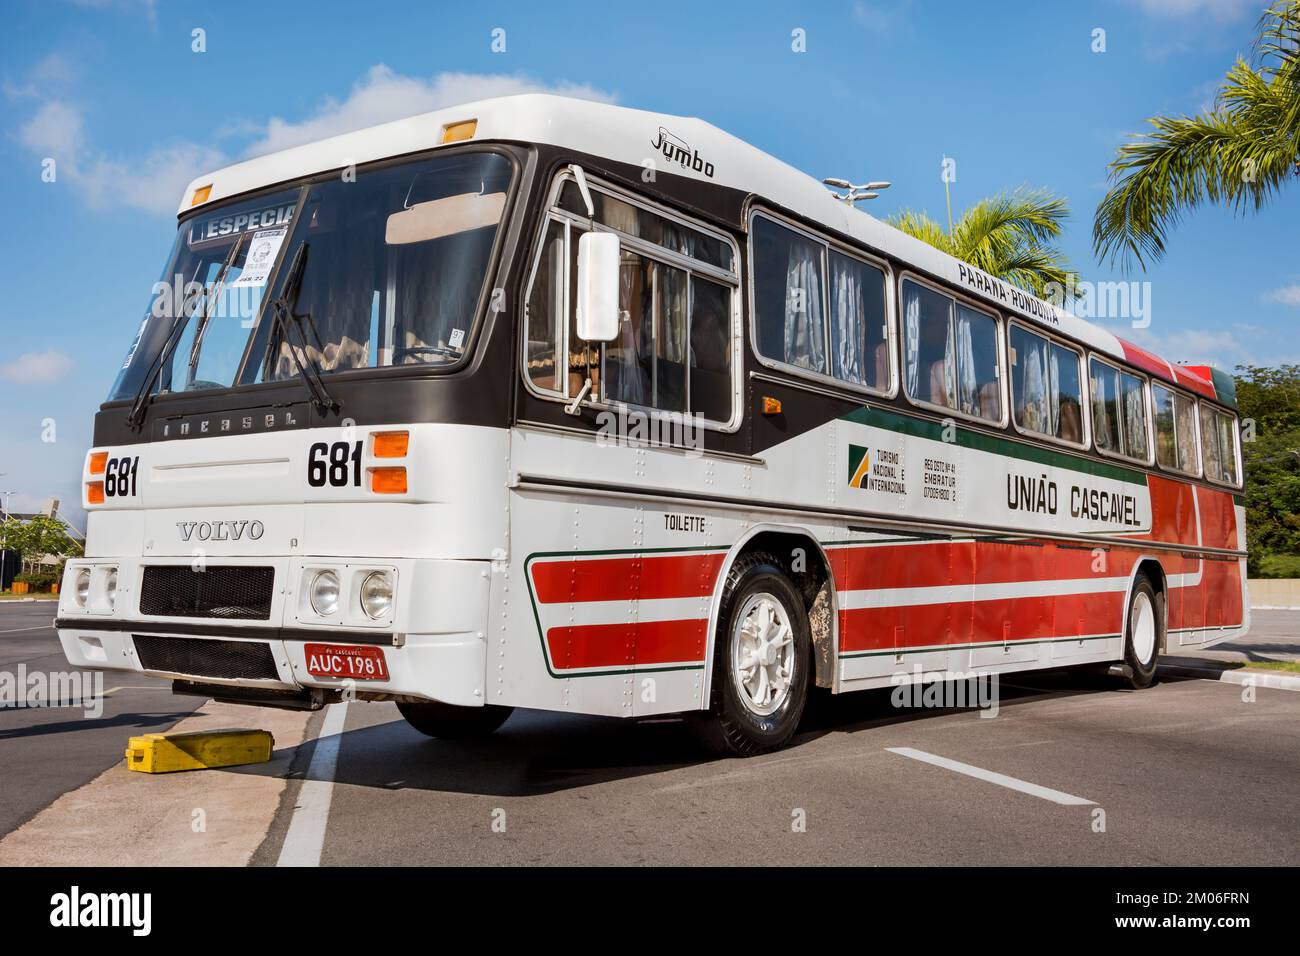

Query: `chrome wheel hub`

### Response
(731, 592, 795, 716)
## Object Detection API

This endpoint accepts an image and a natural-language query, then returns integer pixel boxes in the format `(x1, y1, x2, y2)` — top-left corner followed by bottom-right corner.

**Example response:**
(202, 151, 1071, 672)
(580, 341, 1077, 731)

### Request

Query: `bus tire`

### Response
(1122, 576, 1163, 689)
(692, 552, 811, 757)
(397, 701, 514, 739)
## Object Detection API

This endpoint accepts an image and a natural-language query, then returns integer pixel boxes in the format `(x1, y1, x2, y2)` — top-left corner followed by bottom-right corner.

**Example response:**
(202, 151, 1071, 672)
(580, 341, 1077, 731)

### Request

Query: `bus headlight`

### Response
(105, 568, 118, 609)
(74, 569, 91, 608)
(310, 570, 341, 616)
(360, 571, 394, 620)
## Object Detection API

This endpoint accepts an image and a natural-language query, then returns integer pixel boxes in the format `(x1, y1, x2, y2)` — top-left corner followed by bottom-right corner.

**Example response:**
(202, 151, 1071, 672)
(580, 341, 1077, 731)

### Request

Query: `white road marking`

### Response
(886, 747, 1095, 806)
(0, 626, 53, 635)
(277, 701, 349, 867)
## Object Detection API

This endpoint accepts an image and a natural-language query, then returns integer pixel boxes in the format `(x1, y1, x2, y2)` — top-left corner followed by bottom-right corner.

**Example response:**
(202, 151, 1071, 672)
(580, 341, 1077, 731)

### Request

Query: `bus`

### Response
(54, 95, 1249, 756)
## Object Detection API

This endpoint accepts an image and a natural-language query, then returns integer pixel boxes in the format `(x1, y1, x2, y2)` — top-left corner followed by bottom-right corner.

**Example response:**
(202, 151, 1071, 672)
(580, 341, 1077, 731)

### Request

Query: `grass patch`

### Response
(0, 592, 57, 601)
(1241, 660, 1300, 674)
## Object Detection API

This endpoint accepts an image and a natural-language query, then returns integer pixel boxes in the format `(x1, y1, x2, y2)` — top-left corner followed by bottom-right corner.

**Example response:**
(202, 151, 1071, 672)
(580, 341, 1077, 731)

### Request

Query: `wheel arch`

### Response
(701, 524, 839, 704)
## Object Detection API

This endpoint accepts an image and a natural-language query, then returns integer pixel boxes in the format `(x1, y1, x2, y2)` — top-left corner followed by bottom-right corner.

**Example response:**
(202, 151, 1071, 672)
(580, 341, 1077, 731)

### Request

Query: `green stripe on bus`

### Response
(841, 406, 1148, 485)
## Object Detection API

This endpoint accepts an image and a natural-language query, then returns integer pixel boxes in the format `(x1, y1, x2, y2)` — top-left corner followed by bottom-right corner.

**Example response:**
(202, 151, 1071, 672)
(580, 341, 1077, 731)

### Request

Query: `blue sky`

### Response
(2, 0, 1297, 528)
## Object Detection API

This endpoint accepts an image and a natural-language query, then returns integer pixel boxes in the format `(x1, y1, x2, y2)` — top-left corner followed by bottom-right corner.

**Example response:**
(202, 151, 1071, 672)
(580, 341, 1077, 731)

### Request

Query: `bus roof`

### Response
(181, 94, 1230, 407)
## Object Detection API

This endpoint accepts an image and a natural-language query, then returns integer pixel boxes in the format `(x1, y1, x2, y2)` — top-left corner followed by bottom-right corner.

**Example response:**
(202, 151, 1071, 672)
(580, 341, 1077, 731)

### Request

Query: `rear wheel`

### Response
(692, 552, 810, 757)
(397, 701, 514, 739)
(1122, 576, 1163, 689)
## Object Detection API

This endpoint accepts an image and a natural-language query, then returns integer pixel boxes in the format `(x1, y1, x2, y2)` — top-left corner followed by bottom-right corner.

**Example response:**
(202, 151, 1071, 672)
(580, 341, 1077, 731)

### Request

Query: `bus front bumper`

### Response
(53, 557, 493, 708)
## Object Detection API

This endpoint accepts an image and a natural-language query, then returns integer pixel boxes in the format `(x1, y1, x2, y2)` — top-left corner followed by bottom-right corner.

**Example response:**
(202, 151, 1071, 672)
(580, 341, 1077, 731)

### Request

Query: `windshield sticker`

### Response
(230, 227, 287, 288)
(448, 328, 465, 349)
(188, 202, 295, 247)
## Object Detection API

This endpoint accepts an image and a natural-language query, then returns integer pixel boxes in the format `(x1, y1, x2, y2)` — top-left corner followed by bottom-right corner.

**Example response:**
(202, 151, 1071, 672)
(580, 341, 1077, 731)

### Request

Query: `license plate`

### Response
(303, 643, 389, 681)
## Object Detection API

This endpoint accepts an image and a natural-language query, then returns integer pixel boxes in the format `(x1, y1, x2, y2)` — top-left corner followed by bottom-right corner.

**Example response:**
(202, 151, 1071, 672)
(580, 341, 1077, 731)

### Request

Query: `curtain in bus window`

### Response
(1153, 385, 1178, 468)
(1174, 393, 1198, 473)
(903, 280, 954, 407)
(1054, 345, 1083, 443)
(830, 253, 864, 383)
(1201, 407, 1224, 481)
(1217, 412, 1238, 483)
(1091, 362, 1120, 453)
(1121, 372, 1148, 459)
(1012, 326, 1049, 434)
(829, 252, 887, 389)
(783, 236, 825, 372)
(604, 251, 687, 411)
(955, 304, 999, 421)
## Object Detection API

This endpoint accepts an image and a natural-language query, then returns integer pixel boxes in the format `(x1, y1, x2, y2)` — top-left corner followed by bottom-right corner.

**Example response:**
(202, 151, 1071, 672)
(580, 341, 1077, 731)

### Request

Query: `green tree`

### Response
(887, 188, 1073, 297)
(1234, 364, 1300, 576)
(1094, 2, 1300, 269)
(0, 515, 83, 565)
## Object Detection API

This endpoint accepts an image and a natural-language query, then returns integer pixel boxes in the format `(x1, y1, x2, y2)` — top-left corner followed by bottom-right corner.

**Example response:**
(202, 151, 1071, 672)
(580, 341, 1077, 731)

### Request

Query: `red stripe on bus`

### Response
(531, 552, 726, 604)
(1173, 364, 1217, 399)
(1116, 337, 1174, 381)
(546, 619, 709, 669)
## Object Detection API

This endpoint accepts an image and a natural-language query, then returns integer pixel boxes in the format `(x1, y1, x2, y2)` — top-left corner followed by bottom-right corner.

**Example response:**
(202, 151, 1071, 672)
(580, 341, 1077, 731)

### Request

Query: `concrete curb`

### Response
(1159, 662, 1300, 692)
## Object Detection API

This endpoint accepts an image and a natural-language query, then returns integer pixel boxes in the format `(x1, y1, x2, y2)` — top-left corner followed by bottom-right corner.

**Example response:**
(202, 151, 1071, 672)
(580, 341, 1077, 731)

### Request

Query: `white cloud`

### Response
(12, 66, 616, 215)
(18, 100, 83, 155)
(851, 0, 913, 35)
(1111, 323, 1293, 369)
(1263, 285, 1300, 307)
(0, 349, 76, 386)
(246, 66, 616, 157)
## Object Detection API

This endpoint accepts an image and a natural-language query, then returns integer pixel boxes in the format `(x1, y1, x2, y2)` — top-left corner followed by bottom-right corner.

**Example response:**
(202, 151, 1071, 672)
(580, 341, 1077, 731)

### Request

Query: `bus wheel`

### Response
(397, 701, 514, 739)
(1122, 576, 1163, 689)
(692, 552, 810, 757)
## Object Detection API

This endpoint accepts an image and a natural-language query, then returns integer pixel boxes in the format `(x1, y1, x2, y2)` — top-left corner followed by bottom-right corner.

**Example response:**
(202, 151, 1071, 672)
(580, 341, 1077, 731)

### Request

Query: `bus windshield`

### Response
(107, 149, 514, 402)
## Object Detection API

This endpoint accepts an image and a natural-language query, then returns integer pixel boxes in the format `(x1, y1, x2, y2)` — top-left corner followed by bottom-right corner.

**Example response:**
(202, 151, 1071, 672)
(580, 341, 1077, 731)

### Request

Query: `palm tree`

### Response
(887, 187, 1074, 298)
(1094, 1, 1300, 270)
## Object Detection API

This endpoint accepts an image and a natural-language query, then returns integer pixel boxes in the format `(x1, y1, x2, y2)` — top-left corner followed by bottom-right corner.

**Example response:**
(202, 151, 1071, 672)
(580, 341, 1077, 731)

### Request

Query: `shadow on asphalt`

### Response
(0, 709, 196, 740)
(242, 665, 1153, 797)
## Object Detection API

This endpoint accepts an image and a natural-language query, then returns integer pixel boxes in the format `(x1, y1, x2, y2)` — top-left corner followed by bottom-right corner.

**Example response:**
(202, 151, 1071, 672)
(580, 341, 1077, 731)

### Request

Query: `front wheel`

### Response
(691, 552, 811, 757)
(397, 700, 514, 739)
(1122, 576, 1163, 689)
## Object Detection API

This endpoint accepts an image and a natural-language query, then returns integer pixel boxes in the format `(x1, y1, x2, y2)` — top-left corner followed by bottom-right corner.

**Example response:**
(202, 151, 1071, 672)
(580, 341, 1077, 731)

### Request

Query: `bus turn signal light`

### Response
(86, 481, 105, 504)
(372, 431, 409, 458)
(441, 120, 477, 143)
(762, 396, 783, 416)
(370, 467, 408, 495)
(88, 451, 108, 475)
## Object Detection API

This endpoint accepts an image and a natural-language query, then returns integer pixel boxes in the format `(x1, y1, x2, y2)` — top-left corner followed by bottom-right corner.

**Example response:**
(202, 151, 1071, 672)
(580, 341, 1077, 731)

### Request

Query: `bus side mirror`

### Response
(575, 232, 620, 343)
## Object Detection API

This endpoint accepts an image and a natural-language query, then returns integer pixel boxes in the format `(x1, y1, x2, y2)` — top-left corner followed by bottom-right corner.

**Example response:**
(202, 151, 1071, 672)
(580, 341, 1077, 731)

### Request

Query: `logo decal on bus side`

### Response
(651, 127, 715, 178)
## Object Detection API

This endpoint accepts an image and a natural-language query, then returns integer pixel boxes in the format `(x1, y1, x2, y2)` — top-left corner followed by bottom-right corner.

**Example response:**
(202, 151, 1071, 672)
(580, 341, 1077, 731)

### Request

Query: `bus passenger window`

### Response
(829, 251, 888, 391)
(1153, 384, 1201, 475)
(752, 216, 826, 374)
(1010, 325, 1083, 444)
(1091, 358, 1149, 462)
(1200, 405, 1239, 485)
(690, 276, 732, 422)
(903, 279, 1000, 422)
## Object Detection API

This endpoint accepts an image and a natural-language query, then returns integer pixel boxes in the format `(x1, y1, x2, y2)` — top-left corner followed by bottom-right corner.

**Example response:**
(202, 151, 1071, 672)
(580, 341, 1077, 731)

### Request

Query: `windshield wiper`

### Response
(126, 234, 245, 431)
(266, 242, 340, 415)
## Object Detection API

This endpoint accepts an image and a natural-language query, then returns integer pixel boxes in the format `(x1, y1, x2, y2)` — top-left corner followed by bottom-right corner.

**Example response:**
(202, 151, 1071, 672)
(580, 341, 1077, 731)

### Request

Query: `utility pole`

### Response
(0, 481, 12, 591)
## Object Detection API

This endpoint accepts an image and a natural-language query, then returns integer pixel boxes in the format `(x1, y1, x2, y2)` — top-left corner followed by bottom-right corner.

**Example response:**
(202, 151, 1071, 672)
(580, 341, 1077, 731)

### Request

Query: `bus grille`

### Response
(133, 635, 279, 681)
(139, 565, 275, 620)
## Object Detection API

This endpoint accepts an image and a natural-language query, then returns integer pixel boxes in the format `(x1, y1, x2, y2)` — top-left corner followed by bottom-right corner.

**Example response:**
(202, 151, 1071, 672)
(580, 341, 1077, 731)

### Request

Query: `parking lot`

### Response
(2, 600, 1297, 866)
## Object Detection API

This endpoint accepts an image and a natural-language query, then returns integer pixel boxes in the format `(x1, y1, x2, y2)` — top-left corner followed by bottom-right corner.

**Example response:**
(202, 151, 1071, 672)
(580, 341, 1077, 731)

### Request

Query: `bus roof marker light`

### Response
(441, 119, 477, 143)
(190, 184, 212, 206)
(822, 178, 890, 204)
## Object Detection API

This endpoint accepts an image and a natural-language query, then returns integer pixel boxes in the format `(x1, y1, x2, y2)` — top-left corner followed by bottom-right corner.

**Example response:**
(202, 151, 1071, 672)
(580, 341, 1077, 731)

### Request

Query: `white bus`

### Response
(56, 95, 1248, 755)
